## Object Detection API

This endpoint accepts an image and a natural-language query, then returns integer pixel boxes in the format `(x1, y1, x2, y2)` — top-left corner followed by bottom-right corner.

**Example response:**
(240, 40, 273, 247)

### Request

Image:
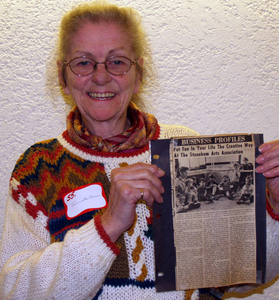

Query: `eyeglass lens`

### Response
(69, 56, 132, 76)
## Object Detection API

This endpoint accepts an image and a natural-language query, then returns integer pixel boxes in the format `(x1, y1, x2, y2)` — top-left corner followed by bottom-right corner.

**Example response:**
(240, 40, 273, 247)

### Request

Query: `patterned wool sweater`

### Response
(0, 124, 199, 300)
(0, 124, 279, 300)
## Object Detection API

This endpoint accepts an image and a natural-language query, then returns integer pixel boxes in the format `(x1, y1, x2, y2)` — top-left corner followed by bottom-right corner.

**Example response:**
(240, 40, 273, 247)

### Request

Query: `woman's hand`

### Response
(256, 140, 279, 211)
(101, 162, 165, 243)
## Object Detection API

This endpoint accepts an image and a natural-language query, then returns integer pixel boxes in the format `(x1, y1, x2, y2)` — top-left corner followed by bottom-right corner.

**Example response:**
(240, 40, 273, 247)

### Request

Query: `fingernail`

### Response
(160, 168, 165, 174)
(259, 144, 267, 153)
(256, 155, 264, 163)
(256, 165, 264, 173)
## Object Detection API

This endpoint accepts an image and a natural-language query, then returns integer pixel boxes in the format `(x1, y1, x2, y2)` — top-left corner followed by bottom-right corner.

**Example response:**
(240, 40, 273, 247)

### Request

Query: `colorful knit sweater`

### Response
(0, 124, 279, 300)
(0, 124, 198, 300)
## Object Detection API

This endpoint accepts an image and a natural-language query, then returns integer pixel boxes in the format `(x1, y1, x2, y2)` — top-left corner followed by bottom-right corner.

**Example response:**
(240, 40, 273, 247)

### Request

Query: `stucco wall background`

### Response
(0, 0, 278, 298)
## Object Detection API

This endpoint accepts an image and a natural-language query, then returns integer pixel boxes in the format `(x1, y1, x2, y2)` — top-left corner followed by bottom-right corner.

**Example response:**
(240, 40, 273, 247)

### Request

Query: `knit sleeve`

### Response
(0, 192, 118, 300)
(158, 123, 199, 139)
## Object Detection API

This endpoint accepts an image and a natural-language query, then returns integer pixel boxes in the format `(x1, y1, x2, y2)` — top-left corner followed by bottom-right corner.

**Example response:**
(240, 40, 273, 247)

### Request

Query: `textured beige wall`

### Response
(0, 0, 278, 298)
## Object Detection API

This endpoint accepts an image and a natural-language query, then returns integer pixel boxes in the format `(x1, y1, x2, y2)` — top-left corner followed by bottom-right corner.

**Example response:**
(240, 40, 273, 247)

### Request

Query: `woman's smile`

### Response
(87, 92, 116, 100)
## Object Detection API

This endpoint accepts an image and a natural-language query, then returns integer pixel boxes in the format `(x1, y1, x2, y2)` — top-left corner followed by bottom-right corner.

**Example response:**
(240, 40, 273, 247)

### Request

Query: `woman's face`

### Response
(61, 22, 140, 137)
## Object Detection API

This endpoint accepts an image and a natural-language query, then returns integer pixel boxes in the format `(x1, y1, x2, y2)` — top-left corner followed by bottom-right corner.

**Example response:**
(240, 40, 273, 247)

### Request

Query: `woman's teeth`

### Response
(88, 92, 115, 99)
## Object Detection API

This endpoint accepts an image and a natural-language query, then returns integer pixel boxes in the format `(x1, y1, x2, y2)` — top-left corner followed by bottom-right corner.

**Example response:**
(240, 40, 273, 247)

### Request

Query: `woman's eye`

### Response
(70, 58, 94, 68)
(79, 60, 91, 66)
(112, 60, 124, 65)
(107, 58, 130, 70)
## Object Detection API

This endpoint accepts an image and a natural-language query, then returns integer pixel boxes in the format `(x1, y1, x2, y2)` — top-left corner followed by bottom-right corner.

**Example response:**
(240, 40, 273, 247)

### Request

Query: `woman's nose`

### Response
(91, 62, 112, 85)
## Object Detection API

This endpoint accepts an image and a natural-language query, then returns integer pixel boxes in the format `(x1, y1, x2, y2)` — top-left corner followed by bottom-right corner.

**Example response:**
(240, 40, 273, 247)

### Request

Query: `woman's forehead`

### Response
(67, 22, 133, 57)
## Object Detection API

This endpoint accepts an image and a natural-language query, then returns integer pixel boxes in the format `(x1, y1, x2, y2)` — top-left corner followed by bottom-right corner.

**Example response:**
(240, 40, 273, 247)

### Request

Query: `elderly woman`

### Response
(0, 2, 278, 300)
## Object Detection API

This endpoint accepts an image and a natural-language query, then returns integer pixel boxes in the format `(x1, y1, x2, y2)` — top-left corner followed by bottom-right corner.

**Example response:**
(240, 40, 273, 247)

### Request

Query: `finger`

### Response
(256, 143, 279, 165)
(261, 165, 279, 178)
(119, 179, 164, 203)
(138, 184, 164, 204)
(136, 187, 163, 207)
(256, 156, 279, 176)
(263, 167, 279, 178)
(112, 169, 165, 192)
(259, 140, 279, 153)
(114, 162, 165, 177)
(129, 163, 165, 177)
(113, 178, 161, 201)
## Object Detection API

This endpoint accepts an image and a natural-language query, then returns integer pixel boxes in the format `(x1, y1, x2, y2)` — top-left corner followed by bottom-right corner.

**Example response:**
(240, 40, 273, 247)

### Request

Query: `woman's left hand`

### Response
(256, 139, 279, 211)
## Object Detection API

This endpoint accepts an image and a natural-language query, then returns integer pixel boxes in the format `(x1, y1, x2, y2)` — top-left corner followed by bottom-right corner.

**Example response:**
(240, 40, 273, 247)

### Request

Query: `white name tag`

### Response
(63, 183, 108, 220)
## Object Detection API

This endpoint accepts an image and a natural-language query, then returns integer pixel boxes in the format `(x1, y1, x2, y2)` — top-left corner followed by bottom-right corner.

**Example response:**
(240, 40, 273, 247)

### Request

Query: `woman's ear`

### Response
(57, 60, 70, 95)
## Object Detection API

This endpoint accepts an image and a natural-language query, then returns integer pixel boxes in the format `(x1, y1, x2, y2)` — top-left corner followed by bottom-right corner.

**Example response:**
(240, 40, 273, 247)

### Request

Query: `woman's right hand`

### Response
(100, 162, 165, 243)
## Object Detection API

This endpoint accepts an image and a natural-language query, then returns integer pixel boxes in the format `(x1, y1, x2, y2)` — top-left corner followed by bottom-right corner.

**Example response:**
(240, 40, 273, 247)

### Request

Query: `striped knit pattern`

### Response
(7, 124, 201, 300)
(8, 128, 159, 298)
(11, 137, 111, 244)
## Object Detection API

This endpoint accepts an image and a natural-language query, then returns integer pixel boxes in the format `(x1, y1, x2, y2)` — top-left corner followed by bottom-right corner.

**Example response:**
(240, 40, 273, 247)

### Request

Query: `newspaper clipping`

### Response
(171, 134, 259, 290)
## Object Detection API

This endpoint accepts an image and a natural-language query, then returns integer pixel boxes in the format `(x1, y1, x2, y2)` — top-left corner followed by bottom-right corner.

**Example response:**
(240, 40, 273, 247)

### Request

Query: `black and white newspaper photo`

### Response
(170, 134, 265, 290)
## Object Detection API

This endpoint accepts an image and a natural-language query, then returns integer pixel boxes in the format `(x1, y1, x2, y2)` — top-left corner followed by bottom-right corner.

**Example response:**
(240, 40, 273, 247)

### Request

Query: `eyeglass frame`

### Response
(63, 55, 137, 76)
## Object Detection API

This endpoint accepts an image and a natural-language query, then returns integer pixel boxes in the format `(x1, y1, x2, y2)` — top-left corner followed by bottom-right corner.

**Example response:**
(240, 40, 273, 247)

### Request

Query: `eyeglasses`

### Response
(64, 56, 137, 76)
